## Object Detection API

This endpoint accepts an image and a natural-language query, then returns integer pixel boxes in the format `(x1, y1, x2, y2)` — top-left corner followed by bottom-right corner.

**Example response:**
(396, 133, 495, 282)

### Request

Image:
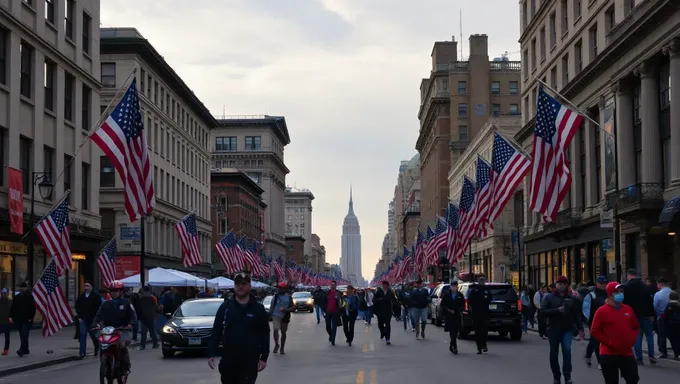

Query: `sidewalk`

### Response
(0, 327, 140, 378)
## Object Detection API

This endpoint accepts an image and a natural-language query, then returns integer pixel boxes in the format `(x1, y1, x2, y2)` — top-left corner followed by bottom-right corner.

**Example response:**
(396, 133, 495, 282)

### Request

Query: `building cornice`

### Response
(217, 116, 291, 146)
(211, 170, 265, 195)
(518, 0, 554, 43)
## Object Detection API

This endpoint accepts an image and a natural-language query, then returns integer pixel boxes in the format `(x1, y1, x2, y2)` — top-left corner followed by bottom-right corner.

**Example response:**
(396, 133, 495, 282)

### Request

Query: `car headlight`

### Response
(162, 325, 177, 334)
(306, 299, 313, 305)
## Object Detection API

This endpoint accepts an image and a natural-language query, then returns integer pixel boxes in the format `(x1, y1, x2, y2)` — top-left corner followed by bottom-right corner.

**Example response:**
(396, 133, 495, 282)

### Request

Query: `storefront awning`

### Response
(658, 196, 680, 228)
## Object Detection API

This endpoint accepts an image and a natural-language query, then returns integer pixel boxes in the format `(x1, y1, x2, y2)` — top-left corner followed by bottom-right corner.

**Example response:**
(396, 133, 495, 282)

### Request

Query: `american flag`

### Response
(33, 261, 72, 337)
(216, 232, 244, 273)
(96, 239, 117, 286)
(91, 79, 155, 223)
(489, 133, 532, 224)
(424, 225, 437, 264)
(239, 236, 262, 276)
(431, 216, 448, 259)
(444, 202, 460, 263)
(35, 195, 72, 272)
(530, 87, 583, 222)
(175, 213, 202, 267)
(473, 156, 493, 238)
(414, 230, 426, 274)
(273, 256, 286, 280)
(450, 177, 476, 263)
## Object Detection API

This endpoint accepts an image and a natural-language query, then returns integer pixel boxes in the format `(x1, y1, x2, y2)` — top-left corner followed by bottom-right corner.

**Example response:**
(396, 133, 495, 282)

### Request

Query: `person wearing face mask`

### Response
(540, 276, 585, 384)
(590, 282, 640, 384)
(440, 281, 465, 355)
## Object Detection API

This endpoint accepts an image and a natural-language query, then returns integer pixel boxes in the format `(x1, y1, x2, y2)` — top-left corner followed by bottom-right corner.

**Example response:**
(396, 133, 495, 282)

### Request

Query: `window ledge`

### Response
(561, 31, 569, 40)
(44, 108, 56, 118)
(573, 15, 582, 26)
(83, 52, 92, 61)
(550, 44, 557, 53)
(22, 2, 36, 13)
(65, 119, 75, 128)
(0, 83, 9, 94)
(65, 37, 76, 49)
(540, 57, 546, 65)
(20, 95, 34, 106)
(588, 0, 597, 9)
(46, 21, 57, 33)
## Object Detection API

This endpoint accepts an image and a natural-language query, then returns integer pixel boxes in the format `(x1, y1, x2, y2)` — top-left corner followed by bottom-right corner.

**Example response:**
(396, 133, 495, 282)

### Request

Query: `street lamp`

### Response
(27, 172, 54, 285)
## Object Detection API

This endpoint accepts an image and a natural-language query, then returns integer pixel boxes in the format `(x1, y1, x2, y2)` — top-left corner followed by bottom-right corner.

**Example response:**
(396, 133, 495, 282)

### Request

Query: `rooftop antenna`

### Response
(459, 9, 463, 60)
(222, 104, 226, 119)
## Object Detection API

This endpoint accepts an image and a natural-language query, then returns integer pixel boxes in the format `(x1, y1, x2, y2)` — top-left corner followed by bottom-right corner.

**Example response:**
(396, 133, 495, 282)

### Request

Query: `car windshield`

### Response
(292, 292, 311, 299)
(263, 296, 273, 305)
(174, 300, 223, 317)
(488, 286, 518, 300)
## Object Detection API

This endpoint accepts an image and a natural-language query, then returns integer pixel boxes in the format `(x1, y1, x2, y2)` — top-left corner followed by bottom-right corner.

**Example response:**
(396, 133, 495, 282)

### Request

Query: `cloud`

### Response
(101, 0, 521, 280)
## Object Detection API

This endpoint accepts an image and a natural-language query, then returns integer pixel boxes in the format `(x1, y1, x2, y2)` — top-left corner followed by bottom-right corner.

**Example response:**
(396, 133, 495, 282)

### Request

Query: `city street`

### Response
(1, 311, 678, 383)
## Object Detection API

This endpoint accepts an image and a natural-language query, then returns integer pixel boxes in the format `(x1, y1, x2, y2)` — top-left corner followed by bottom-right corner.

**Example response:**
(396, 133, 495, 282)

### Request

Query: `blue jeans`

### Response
(402, 307, 414, 330)
(315, 305, 324, 323)
(548, 330, 573, 380)
(78, 318, 99, 356)
(364, 308, 373, 324)
(634, 316, 655, 360)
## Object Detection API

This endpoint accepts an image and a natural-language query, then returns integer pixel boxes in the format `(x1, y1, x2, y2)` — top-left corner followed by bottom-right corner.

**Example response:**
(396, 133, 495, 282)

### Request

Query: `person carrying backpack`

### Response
(583, 276, 608, 369)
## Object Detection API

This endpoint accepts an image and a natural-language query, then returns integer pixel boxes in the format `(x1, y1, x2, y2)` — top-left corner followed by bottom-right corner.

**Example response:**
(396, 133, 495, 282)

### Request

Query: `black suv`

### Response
(458, 282, 522, 341)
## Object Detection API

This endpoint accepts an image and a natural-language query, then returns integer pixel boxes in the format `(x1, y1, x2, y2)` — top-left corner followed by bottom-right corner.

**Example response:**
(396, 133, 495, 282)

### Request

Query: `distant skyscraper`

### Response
(340, 186, 362, 285)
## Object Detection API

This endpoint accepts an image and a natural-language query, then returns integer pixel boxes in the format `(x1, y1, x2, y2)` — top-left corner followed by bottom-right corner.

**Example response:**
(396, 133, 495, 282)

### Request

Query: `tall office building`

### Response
(340, 187, 362, 285)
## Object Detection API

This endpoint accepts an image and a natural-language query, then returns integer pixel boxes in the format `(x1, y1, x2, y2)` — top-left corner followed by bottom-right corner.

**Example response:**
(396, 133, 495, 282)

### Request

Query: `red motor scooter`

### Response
(94, 326, 130, 384)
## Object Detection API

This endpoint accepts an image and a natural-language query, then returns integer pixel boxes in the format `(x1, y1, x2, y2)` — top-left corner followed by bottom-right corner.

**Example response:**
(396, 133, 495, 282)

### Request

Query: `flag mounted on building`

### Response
(91, 78, 155, 223)
(451, 177, 476, 263)
(33, 260, 72, 337)
(96, 238, 118, 287)
(473, 156, 493, 238)
(444, 202, 460, 263)
(529, 86, 583, 222)
(216, 231, 244, 273)
(35, 193, 72, 273)
(175, 213, 202, 267)
(489, 132, 531, 224)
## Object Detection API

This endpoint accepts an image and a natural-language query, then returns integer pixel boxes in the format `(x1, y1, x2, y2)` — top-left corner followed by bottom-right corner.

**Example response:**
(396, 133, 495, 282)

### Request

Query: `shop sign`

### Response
(72, 253, 86, 261)
(8, 167, 23, 235)
(114, 256, 140, 280)
(0, 241, 27, 255)
(120, 226, 141, 241)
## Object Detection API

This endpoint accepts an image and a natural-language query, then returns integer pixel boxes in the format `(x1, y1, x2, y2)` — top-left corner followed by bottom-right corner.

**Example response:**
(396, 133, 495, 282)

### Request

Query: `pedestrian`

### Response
(372, 280, 396, 345)
(74, 281, 102, 358)
(208, 273, 269, 383)
(541, 276, 584, 384)
(534, 283, 548, 339)
(10, 282, 35, 357)
(269, 282, 294, 354)
(520, 286, 532, 333)
(364, 288, 374, 325)
(653, 277, 672, 358)
(0, 288, 11, 355)
(409, 279, 430, 339)
(467, 277, 492, 354)
(398, 284, 415, 331)
(441, 281, 465, 355)
(662, 291, 680, 360)
(590, 282, 640, 384)
(357, 288, 367, 322)
(136, 285, 159, 350)
(583, 276, 608, 369)
(312, 286, 326, 325)
(342, 286, 359, 346)
(324, 280, 343, 346)
(622, 269, 656, 365)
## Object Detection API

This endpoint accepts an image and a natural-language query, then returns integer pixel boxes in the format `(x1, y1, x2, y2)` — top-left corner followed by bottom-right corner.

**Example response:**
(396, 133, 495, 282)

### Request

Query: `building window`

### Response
(100, 155, 116, 187)
(458, 125, 468, 141)
(65, 0, 74, 39)
(457, 81, 466, 95)
(549, 12, 557, 49)
(550, 66, 557, 88)
(574, 40, 583, 73)
(509, 104, 519, 115)
(63, 155, 72, 192)
(101, 63, 116, 88)
(245, 136, 261, 151)
(82, 163, 90, 210)
(492, 103, 501, 117)
(539, 27, 546, 61)
(574, 0, 582, 20)
(44, 60, 55, 111)
(660, 63, 671, 187)
(43, 146, 54, 200)
(440, 78, 448, 92)
(219, 217, 227, 234)
(20, 137, 32, 193)
(524, 96, 529, 117)
(0, 28, 6, 85)
(561, 0, 568, 36)
(82, 12, 91, 55)
(594, 127, 601, 200)
(522, 1, 528, 31)
(45, 0, 54, 24)
(531, 88, 537, 115)
(247, 172, 262, 185)
(82, 85, 91, 130)
(589, 24, 598, 59)
(23, 0, 33, 5)
(20, 42, 33, 98)
(458, 103, 467, 117)
(523, 49, 529, 79)
(509, 81, 518, 95)
(579, 127, 586, 210)
(531, 37, 537, 71)
(561, 53, 569, 88)
(491, 81, 500, 95)
(215, 136, 237, 152)
(605, 6, 615, 35)
(64, 73, 75, 122)
(0, 130, 4, 186)
(633, 83, 642, 182)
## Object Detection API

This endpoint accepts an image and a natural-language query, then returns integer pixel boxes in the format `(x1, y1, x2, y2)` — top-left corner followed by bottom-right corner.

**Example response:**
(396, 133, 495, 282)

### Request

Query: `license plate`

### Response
(188, 337, 202, 345)
(489, 304, 498, 310)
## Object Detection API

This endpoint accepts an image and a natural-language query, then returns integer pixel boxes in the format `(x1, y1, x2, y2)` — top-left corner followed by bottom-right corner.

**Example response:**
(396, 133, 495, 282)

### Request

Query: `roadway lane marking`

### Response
(362, 343, 375, 352)
(356, 370, 364, 384)
(369, 369, 377, 384)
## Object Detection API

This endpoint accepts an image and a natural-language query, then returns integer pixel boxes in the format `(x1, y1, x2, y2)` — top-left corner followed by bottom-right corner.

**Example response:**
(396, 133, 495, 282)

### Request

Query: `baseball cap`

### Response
(596, 276, 608, 284)
(606, 282, 624, 297)
(277, 281, 287, 288)
(555, 276, 569, 284)
(233, 272, 251, 284)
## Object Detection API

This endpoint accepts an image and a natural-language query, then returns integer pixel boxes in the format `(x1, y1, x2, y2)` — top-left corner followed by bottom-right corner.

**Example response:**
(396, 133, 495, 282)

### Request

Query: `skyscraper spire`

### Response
(348, 185, 354, 215)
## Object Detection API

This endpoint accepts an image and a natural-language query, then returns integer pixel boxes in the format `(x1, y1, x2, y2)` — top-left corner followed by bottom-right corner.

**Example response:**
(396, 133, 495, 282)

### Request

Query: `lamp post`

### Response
(26, 172, 54, 285)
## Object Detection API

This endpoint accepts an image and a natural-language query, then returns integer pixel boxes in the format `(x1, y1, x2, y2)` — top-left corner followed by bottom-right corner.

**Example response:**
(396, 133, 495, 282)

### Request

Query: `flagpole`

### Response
(468, 238, 473, 282)
(140, 215, 146, 286)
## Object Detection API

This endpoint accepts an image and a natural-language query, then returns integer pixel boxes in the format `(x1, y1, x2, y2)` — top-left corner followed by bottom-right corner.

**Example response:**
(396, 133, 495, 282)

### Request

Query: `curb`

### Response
(0, 340, 141, 378)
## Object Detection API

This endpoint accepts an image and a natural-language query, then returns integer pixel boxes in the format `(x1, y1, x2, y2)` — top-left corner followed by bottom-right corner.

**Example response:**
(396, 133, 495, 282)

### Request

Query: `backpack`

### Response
(272, 294, 292, 323)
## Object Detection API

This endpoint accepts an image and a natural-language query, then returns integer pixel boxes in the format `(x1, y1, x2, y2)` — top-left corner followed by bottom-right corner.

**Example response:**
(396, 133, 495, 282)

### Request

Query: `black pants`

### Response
(585, 336, 600, 362)
(18, 323, 30, 353)
(0, 325, 9, 350)
(600, 355, 638, 384)
(669, 327, 680, 357)
(377, 314, 391, 341)
(342, 313, 357, 343)
(537, 310, 547, 337)
(472, 318, 488, 351)
(446, 320, 460, 348)
(220, 361, 258, 384)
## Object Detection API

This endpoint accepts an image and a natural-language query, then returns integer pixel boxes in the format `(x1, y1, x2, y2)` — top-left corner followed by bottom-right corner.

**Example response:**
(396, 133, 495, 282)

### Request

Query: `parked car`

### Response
(263, 295, 274, 320)
(458, 282, 522, 341)
(292, 291, 314, 312)
(160, 298, 224, 357)
(429, 283, 451, 327)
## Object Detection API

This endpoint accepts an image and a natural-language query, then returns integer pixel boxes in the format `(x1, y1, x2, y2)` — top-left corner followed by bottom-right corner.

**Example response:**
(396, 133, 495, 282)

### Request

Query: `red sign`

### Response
(8, 167, 24, 235)
(113, 256, 140, 280)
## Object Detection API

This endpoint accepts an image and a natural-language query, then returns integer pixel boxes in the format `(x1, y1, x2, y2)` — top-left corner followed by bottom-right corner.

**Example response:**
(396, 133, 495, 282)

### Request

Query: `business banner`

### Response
(8, 167, 24, 235)
(603, 96, 617, 192)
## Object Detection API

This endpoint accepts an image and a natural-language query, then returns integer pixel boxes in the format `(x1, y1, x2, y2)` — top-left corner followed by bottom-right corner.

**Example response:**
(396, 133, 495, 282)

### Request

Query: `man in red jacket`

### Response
(590, 282, 640, 384)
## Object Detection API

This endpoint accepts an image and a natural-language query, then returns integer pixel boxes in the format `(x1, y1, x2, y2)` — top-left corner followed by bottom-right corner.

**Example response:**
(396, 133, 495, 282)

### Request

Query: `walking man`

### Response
(534, 283, 548, 339)
(136, 285, 159, 350)
(541, 276, 584, 384)
(409, 279, 430, 339)
(373, 280, 396, 345)
(653, 277, 672, 358)
(467, 277, 492, 354)
(312, 286, 326, 325)
(0, 289, 11, 355)
(208, 273, 269, 383)
(584, 276, 608, 369)
(623, 269, 656, 365)
(74, 281, 101, 358)
(11, 282, 35, 357)
(441, 281, 465, 354)
(342, 286, 359, 346)
(269, 282, 294, 354)
(325, 280, 343, 345)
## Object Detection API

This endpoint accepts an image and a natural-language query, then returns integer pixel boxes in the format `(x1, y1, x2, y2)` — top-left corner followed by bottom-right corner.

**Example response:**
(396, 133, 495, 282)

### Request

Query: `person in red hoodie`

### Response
(590, 282, 640, 384)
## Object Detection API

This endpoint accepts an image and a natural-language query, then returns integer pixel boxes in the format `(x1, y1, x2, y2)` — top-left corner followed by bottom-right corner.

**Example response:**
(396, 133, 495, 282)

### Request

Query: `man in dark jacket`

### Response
(208, 273, 269, 383)
(441, 282, 465, 355)
(467, 277, 492, 354)
(623, 269, 656, 365)
(409, 279, 431, 339)
(11, 282, 35, 357)
(136, 285, 158, 350)
(75, 281, 102, 358)
(373, 281, 396, 345)
(541, 276, 584, 384)
(324, 280, 343, 345)
(0, 288, 12, 355)
(584, 276, 608, 368)
(312, 286, 326, 324)
(93, 281, 137, 374)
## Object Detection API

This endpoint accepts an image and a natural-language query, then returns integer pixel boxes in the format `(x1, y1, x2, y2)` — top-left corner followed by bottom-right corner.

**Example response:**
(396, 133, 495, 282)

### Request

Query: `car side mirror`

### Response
(164, 313, 172, 317)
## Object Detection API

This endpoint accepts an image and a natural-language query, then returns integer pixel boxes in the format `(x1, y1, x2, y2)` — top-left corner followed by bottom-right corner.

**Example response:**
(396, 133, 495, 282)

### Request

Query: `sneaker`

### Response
(453, 347, 458, 355)
(585, 356, 592, 367)
(649, 357, 657, 364)
(272, 345, 279, 354)
(597, 363, 602, 370)
(385, 340, 391, 345)
(660, 354, 668, 359)
(411, 328, 416, 332)
(421, 329, 425, 339)
(1, 350, 7, 356)
(552, 380, 560, 384)
(565, 380, 573, 384)
(280, 348, 285, 355)
(636, 360, 643, 366)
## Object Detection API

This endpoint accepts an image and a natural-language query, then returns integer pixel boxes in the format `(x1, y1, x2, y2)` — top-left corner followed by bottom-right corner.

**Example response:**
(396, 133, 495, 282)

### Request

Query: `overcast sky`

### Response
(102, 0, 520, 280)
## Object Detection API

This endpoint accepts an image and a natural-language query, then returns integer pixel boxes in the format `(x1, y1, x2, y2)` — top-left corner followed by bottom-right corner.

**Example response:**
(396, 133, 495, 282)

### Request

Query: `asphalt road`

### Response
(2, 311, 678, 383)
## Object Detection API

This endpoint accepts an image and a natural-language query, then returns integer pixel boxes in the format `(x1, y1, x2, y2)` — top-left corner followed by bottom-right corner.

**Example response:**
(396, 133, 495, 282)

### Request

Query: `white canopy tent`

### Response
(251, 280, 269, 288)
(166, 269, 218, 288)
(208, 276, 234, 289)
(120, 267, 215, 288)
